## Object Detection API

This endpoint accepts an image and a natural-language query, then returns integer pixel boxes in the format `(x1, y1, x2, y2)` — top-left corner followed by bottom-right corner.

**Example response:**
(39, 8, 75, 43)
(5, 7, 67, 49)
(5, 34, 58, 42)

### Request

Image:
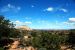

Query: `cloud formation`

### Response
(13, 20, 32, 26)
(63, 17, 75, 29)
(69, 18, 75, 22)
(0, 4, 21, 12)
(44, 7, 54, 12)
(60, 8, 68, 12)
(25, 21, 32, 24)
(31, 5, 34, 8)
(44, 7, 68, 13)
(63, 18, 75, 25)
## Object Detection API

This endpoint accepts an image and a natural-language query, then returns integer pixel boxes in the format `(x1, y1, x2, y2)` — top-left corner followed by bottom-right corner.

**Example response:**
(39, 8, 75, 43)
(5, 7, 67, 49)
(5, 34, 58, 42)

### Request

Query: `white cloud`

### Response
(69, 18, 75, 22)
(25, 21, 32, 24)
(0, 4, 21, 12)
(7, 4, 14, 8)
(14, 20, 32, 26)
(62, 17, 75, 29)
(63, 18, 75, 25)
(15, 20, 21, 24)
(60, 8, 68, 12)
(36, 20, 71, 29)
(44, 7, 54, 12)
(31, 5, 34, 7)
(43, 7, 68, 13)
(8, 4, 11, 8)
(63, 22, 69, 25)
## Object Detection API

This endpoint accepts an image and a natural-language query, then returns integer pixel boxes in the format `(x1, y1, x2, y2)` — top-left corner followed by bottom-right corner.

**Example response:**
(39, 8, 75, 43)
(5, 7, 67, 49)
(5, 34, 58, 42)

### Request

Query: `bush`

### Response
(31, 31, 68, 50)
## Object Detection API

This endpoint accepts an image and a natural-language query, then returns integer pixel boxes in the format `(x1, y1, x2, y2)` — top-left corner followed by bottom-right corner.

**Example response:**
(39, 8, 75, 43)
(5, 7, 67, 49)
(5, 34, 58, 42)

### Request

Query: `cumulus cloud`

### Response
(15, 20, 21, 24)
(69, 18, 75, 22)
(63, 22, 69, 24)
(13, 20, 32, 26)
(44, 7, 54, 12)
(63, 18, 75, 25)
(7, 4, 14, 8)
(44, 7, 68, 13)
(25, 21, 32, 24)
(0, 4, 21, 12)
(63, 17, 75, 29)
(60, 8, 68, 12)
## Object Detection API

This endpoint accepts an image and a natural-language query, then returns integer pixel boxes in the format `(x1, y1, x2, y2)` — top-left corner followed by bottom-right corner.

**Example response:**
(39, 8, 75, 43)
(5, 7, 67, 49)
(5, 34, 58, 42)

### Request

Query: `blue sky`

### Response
(0, 0, 75, 29)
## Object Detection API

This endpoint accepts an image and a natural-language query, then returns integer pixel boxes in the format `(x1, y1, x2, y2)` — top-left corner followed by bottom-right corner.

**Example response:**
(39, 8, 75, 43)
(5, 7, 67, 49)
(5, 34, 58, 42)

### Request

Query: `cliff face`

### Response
(16, 25, 32, 31)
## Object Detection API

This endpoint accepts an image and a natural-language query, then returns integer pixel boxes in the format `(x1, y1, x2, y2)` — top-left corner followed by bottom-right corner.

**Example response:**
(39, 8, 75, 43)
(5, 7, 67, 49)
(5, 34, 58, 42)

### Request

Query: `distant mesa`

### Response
(16, 25, 32, 31)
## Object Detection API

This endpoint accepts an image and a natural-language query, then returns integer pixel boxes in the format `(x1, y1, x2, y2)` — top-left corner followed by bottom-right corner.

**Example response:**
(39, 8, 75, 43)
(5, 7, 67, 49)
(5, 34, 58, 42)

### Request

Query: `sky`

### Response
(0, 0, 75, 29)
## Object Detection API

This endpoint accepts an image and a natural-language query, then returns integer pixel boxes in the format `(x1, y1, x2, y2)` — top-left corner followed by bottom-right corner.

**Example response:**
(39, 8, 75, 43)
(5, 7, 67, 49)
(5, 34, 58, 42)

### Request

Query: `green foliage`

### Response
(0, 15, 72, 50)
(0, 15, 19, 38)
(9, 29, 20, 38)
(31, 31, 68, 50)
(0, 47, 4, 50)
(67, 29, 75, 45)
